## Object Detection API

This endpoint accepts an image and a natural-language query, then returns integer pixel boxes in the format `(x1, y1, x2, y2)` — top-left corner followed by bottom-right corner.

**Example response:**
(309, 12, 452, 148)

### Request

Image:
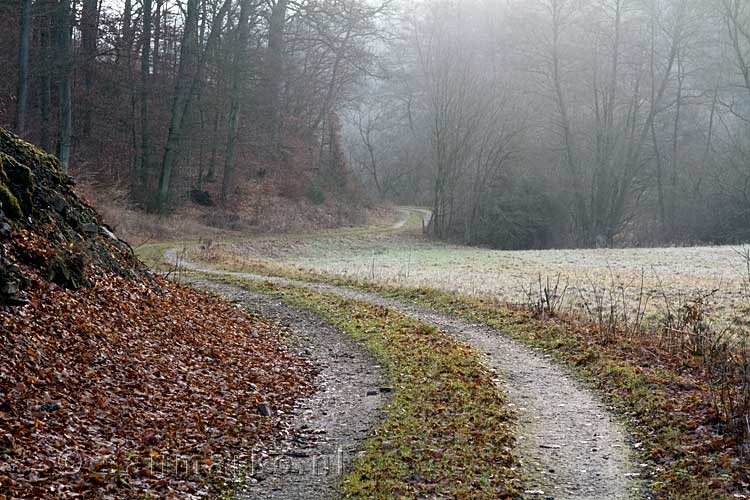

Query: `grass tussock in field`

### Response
(219, 277, 522, 499)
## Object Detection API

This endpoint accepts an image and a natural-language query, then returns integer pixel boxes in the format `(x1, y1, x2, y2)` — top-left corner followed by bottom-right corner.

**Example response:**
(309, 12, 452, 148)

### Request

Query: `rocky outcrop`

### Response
(0, 128, 144, 306)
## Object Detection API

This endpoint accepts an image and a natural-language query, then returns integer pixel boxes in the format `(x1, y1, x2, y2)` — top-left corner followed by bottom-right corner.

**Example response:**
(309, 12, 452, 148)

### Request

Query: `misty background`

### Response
(2, 0, 750, 249)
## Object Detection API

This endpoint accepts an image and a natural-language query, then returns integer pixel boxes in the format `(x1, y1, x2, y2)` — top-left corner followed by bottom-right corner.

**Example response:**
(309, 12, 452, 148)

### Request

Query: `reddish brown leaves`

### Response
(0, 271, 313, 498)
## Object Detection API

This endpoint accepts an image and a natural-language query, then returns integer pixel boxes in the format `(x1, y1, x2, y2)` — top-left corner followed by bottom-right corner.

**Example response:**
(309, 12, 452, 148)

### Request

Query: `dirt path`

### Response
(168, 247, 645, 499)
(391, 207, 432, 229)
(184, 278, 387, 499)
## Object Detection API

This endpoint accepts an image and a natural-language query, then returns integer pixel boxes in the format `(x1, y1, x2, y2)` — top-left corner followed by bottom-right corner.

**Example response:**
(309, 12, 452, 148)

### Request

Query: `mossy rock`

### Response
(0, 127, 146, 299)
(46, 249, 88, 289)
(0, 128, 61, 177)
(0, 183, 22, 220)
(0, 151, 35, 221)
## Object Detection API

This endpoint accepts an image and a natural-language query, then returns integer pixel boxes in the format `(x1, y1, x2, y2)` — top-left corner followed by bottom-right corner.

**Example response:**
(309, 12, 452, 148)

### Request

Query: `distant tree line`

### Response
(347, 0, 750, 248)
(1, 0, 390, 212)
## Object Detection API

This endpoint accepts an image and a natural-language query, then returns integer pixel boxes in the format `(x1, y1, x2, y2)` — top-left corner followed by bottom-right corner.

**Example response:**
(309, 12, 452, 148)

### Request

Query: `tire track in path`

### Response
(169, 250, 645, 499)
(186, 279, 387, 499)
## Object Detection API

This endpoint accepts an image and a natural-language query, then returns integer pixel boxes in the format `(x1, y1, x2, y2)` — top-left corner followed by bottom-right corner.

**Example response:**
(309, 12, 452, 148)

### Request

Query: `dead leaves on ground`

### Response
(0, 271, 313, 498)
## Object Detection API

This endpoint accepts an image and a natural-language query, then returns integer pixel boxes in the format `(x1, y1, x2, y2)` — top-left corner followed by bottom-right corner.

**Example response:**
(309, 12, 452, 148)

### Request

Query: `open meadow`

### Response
(191, 217, 750, 332)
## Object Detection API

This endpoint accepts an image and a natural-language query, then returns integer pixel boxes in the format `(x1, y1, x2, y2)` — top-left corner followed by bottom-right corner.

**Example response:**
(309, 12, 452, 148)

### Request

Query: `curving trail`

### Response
(164, 208, 645, 499)
(391, 207, 433, 229)
(186, 278, 387, 499)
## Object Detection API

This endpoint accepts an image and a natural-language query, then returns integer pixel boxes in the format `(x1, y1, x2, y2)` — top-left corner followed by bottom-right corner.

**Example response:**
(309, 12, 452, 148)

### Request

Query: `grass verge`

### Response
(205, 275, 521, 499)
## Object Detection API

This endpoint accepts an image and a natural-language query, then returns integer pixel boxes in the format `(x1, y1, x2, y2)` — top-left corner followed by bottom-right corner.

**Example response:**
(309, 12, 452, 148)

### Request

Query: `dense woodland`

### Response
(0, 0, 388, 214)
(3, 0, 750, 248)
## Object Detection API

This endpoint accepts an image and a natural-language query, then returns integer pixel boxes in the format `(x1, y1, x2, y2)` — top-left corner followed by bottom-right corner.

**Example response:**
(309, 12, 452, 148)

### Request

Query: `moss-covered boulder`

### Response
(0, 128, 145, 306)
(0, 151, 34, 221)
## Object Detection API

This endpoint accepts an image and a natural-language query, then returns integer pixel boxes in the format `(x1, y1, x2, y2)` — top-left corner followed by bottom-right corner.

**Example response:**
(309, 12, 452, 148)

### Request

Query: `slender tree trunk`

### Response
(550, 0, 586, 242)
(594, 0, 621, 241)
(221, 0, 251, 204)
(157, 0, 200, 211)
(153, 0, 162, 75)
(309, 27, 352, 135)
(39, 2, 53, 152)
(651, 119, 667, 233)
(154, 0, 232, 210)
(207, 109, 220, 182)
(81, 0, 98, 138)
(120, 0, 139, 176)
(56, 0, 73, 173)
(649, 0, 666, 234)
(15, 0, 33, 136)
(138, 0, 152, 197)
(669, 51, 684, 237)
(702, 87, 718, 167)
(265, 0, 288, 149)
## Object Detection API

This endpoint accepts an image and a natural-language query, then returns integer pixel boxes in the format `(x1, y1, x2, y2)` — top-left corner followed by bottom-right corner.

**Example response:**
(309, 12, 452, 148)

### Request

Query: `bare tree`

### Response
(264, 0, 288, 149)
(137, 0, 153, 196)
(80, 0, 99, 138)
(221, 0, 253, 204)
(14, 0, 32, 137)
(55, 0, 73, 173)
(157, 0, 201, 211)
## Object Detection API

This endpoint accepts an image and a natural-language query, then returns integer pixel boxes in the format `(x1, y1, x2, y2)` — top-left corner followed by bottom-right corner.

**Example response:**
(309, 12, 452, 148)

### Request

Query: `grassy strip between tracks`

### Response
(209, 274, 521, 499)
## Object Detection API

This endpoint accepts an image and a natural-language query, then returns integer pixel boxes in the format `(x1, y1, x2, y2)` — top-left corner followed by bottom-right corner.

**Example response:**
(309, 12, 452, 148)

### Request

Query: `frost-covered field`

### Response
(201, 229, 750, 327)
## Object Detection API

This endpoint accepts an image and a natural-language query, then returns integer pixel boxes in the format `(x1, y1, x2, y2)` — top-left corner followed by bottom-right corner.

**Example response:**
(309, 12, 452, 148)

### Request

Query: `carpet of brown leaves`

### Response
(0, 251, 313, 498)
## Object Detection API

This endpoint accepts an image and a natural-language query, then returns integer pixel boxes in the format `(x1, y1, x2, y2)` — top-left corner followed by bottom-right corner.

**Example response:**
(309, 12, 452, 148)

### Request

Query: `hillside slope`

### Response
(0, 129, 313, 498)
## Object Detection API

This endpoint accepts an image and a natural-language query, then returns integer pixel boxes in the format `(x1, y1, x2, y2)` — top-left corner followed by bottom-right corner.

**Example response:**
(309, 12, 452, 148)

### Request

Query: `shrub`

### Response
(305, 182, 326, 205)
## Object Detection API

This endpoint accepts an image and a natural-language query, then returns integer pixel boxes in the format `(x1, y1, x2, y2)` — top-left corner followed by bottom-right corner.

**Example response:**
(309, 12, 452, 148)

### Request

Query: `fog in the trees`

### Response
(3, 0, 750, 248)
(347, 0, 750, 248)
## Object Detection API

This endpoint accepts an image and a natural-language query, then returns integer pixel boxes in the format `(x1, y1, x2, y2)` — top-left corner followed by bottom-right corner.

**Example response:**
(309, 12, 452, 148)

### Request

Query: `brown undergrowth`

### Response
(1, 242, 314, 498)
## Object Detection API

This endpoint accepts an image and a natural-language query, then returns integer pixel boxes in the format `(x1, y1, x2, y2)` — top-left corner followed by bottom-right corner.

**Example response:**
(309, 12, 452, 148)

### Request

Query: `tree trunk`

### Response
(207, 109, 220, 182)
(669, 51, 684, 237)
(265, 0, 288, 149)
(651, 119, 667, 233)
(156, 0, 200, 211)
(121, 0, 138, 177)
(138, 0, 152, 197)
(56, 0, 73, 173)
(221, 0, 251, 205)
(649, 0, 666, 234)
(153, 0, 162, 74)
(15, 0, 33, 137)
(550, 0, 587, 242)
(81, 0, 98, 137)
(309, 27, 352, 135)
(39, 0, 53, 152)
